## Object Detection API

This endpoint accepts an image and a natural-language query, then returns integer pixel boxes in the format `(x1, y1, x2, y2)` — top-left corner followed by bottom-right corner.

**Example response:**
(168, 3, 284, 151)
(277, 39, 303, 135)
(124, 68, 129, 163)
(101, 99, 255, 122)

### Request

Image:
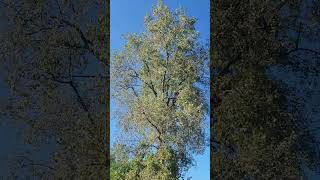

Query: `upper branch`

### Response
(128, 68, 158, 97)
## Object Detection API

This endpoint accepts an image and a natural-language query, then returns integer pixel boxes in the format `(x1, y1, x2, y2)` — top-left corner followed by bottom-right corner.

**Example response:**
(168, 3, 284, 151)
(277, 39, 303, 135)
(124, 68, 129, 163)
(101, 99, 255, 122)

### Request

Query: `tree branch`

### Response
(44, 72, 95, 124)
(285, 22, 320, 56)
(128, 68, 158, 97)
(142, 111, 163, 144)
(70, 81, 89, 112)
(130, 86, 139, 97)
(17, 155, 56, 171)
(286, 48, 320, 56)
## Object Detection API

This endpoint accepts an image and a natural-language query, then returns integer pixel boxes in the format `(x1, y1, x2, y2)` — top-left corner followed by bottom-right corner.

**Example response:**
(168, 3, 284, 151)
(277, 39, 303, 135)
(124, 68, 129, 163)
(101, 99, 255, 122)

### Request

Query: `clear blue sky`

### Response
(110, 0, 210, 179)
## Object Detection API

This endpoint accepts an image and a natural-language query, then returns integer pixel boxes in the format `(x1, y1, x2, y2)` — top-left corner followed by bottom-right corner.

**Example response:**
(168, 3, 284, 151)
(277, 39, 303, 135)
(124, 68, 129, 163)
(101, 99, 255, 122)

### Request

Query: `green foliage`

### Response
(111, 1, 208, 179)
(111, 144, 179, 180)
(211, 0, 320, 179)
(0, 0, 109, 178)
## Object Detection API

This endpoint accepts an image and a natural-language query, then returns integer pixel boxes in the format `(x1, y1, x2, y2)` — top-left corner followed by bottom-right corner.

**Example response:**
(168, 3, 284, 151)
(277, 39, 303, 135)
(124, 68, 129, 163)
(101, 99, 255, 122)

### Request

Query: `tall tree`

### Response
(211, 0, 320, 178)
(111, 1, 209, 179)
(0, 0, 109, 178)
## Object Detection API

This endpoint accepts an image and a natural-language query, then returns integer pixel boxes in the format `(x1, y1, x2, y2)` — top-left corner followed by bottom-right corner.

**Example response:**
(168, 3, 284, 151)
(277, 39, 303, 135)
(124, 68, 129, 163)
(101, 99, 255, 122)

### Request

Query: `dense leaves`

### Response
(111, 1, 209, 179)
(0, 0, 109, 178)
(211, 0, 320, 179)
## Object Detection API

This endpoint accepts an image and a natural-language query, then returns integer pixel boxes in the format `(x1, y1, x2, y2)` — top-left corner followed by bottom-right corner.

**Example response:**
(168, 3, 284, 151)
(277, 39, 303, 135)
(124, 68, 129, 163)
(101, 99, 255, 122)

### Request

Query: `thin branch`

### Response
(48, 16, 98, 62)
(128, 68, 158, 97)
(295, 22, 302, 50)
(285, 22, 320, 56)
(68, 82, 108, 154)
(149, 82, 158, 97)
(45, 72, 71, 84)
(23, 163, 56, 171)
(162, 51, 170, 96)
(68, 53, 73, 80)
(70, 1, 76, 13)
(51, 16, 93, 50)
(17, 155, 56, 171)
(24, 27, 53, 36)
(142, 111, 163, 144)
(141, 58, 158, 97)
(70, 82, 90, 117)
(44, 72, 95, 124)
(130, 86, 139, 97)
(286, 48, 320, 56)
(274, 0, 289, 12)
(55, 0, 63, 17)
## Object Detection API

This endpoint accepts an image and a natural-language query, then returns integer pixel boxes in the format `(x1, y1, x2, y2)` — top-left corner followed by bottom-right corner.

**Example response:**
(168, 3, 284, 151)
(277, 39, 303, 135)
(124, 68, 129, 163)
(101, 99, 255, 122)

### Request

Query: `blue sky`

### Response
(110, 0, 210, 179)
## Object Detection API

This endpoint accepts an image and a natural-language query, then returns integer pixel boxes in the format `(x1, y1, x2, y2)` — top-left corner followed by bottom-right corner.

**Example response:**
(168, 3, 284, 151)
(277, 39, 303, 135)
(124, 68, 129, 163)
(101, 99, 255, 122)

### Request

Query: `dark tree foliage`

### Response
(211, 0, 320, 179)
(0, 0, 109, 178)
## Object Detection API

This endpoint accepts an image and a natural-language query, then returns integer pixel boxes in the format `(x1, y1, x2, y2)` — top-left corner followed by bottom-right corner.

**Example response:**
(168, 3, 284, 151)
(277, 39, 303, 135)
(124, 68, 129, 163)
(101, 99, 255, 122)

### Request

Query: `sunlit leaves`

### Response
(111, 0, 208, 178)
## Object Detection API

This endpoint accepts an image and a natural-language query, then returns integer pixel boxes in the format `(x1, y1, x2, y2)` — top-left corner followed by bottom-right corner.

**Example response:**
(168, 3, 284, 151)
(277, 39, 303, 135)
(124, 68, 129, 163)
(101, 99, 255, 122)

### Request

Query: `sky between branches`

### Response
(110, 0, 210, 179)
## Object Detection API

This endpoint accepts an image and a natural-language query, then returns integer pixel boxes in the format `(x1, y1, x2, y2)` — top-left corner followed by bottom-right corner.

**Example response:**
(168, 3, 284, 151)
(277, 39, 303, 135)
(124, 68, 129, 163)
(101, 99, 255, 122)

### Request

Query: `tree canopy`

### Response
(0, 0, 109, 178)
(211, 0, 320, 178)
(111, 1, 209, 179)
